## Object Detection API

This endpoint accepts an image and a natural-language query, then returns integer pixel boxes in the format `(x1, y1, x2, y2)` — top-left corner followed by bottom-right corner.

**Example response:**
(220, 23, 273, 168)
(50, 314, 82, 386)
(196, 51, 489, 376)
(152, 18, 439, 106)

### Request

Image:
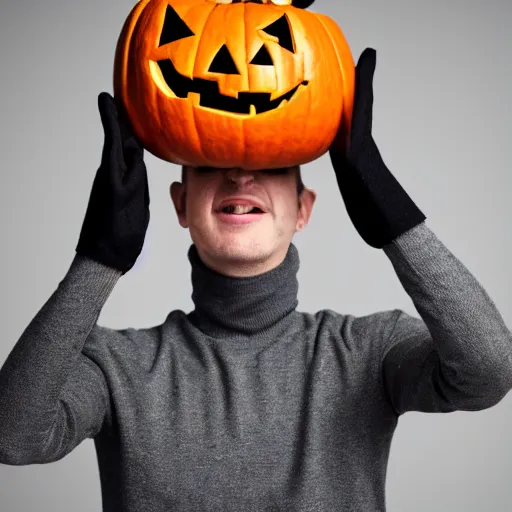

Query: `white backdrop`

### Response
(1, 0, 511, 510)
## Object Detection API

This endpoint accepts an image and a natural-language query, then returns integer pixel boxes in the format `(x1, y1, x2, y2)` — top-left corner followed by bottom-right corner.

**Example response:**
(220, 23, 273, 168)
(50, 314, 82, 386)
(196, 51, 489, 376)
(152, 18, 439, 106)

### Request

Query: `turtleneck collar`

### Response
(185, 242, 301, 347)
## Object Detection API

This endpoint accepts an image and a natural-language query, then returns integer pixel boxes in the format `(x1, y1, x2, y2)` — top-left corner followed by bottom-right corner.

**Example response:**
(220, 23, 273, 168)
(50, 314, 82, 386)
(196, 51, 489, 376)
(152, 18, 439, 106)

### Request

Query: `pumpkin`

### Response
(113, 0, 355, 170)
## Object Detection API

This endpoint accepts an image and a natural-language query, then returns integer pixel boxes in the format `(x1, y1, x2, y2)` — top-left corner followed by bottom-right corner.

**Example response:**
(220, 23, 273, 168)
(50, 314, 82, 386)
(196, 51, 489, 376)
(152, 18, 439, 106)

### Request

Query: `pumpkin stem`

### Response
(291, 0, 315, 8)
(213, 0, 302, 5)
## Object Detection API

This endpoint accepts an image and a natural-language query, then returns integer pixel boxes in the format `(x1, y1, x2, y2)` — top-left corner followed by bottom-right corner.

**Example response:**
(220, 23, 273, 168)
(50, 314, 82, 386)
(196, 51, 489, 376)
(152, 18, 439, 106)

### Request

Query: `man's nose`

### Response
(224, 168, 256, 185)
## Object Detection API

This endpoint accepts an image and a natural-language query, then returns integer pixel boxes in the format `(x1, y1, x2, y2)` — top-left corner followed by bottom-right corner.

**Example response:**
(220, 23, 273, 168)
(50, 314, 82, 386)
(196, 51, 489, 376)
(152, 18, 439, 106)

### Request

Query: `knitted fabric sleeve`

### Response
(380, 222, 512, 415)
(0, 254, 121, 464)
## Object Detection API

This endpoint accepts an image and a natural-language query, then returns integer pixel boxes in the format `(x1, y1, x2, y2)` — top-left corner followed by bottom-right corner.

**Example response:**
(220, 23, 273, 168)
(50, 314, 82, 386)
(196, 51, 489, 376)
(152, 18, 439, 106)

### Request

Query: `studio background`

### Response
(1, 0, 511, 510)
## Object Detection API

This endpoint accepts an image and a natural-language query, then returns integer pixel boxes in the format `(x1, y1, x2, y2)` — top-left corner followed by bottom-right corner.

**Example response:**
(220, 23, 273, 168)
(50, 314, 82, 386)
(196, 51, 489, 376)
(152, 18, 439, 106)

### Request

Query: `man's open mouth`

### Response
(155, 58, 308, 115)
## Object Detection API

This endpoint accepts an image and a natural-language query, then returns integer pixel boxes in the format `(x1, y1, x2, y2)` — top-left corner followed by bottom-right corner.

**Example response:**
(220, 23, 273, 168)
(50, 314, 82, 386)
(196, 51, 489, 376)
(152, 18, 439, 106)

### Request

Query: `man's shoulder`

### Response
(297, 307, 403, 349)
(81, 309, 188, 362)
(300, 307, 400, 329)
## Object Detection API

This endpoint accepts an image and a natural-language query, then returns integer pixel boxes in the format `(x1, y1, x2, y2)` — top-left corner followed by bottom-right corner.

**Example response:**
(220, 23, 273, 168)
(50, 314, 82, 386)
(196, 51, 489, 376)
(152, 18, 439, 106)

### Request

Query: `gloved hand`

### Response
(76, 92, 150, 275)
(329, 48, 426, 249)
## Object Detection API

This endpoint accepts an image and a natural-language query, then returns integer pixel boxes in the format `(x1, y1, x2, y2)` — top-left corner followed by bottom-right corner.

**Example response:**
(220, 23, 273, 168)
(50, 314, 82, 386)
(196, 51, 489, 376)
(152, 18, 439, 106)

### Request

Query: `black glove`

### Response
(76, 92, 150, 275)
(329, 48, 426, 249)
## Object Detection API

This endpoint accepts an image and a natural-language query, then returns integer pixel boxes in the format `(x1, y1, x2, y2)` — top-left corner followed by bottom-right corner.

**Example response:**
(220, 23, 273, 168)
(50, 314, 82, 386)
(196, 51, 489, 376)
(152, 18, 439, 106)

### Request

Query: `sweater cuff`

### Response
(63, 253, 123, 305)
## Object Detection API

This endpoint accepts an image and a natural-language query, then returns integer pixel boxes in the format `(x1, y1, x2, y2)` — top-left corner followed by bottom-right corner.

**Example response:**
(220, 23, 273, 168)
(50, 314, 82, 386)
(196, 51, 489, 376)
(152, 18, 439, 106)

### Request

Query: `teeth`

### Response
(222, 205, 258, 214)
(278, 99, 288, 109)
(249, 104, 256, 116)
(188, 92, 201, 106)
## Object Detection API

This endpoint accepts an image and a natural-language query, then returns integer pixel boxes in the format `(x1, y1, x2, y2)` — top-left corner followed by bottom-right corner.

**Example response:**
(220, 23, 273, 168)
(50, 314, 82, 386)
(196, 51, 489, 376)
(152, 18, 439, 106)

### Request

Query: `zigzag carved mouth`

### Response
(155, 58, 308, 115)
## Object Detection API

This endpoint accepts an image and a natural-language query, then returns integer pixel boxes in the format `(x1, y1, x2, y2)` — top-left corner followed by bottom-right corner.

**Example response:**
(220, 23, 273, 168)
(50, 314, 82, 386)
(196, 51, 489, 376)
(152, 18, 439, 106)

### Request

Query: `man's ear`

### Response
(170, 181, 188, 228)
(296, 187, 317, 232)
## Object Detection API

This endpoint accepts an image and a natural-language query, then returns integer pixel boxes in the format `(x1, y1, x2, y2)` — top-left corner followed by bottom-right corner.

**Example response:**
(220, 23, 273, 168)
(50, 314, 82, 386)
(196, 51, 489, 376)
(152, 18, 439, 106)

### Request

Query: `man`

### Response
(0, 49, 511, 511)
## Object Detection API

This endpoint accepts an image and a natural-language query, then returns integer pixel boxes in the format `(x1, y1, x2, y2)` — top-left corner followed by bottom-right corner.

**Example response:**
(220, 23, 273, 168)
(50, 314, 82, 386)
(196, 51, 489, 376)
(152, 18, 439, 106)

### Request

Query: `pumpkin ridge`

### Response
(314, 12, 355, 151)
(293, 8, 344, 154)
(190, 3, 220, 162)
(242, 2, 247, 165)
(314, 13, 345, 147)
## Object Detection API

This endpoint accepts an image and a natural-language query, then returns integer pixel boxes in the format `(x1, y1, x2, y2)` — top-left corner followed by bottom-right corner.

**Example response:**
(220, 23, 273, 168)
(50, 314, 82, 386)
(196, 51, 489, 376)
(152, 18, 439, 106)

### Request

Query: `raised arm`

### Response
(381, 223, 512, 415)
(0, 92, 150, 464)
(0, 257, 121, 464)
(328, 49, 512, 415)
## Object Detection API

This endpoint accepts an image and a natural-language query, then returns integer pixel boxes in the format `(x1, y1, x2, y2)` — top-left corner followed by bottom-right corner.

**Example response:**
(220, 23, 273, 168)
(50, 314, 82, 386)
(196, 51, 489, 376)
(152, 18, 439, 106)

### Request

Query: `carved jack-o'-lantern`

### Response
(113, 0, 355, 169)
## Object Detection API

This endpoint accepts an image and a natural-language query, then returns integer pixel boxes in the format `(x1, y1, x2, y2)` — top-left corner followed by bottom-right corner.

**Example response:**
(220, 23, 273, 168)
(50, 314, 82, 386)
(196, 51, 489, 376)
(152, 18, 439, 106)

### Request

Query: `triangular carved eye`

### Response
(261, 14, 295, 53)
(159, 5, 194, 47)
(250, 45, 273, 66)
(208, 45, 240, 75)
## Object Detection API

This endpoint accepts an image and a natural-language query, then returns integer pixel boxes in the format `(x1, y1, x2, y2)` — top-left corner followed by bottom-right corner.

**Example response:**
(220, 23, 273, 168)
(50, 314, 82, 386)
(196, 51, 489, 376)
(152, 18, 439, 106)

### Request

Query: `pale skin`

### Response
(169, 166, 317, 278)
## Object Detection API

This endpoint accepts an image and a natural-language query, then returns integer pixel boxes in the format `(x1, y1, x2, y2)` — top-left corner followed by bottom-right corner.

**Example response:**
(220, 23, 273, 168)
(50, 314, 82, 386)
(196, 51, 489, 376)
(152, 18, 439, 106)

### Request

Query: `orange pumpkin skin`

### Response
(113, 0, 355, 170)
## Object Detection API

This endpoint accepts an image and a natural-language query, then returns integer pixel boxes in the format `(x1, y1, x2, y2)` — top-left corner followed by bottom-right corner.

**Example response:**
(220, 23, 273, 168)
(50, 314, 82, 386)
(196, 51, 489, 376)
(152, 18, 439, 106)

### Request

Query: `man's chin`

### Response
(213, 240, 273, 262)
(194, 235, 288, 276)
(214, 240, 270, 258)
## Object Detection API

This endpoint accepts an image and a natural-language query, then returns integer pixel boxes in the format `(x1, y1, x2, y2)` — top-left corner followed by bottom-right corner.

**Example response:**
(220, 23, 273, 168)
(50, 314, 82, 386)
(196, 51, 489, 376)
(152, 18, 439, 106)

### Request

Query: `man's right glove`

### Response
(75, 92, 150, 275)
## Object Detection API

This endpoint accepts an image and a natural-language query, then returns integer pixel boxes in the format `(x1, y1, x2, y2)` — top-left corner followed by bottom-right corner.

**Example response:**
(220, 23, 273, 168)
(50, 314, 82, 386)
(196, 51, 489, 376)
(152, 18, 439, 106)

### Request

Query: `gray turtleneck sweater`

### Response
(1, 221, 511, 511)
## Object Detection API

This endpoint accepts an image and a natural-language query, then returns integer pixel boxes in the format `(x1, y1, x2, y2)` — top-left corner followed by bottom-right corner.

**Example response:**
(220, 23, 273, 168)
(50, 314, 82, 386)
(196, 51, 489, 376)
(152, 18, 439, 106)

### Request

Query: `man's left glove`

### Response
(329, 48, 426, 249)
